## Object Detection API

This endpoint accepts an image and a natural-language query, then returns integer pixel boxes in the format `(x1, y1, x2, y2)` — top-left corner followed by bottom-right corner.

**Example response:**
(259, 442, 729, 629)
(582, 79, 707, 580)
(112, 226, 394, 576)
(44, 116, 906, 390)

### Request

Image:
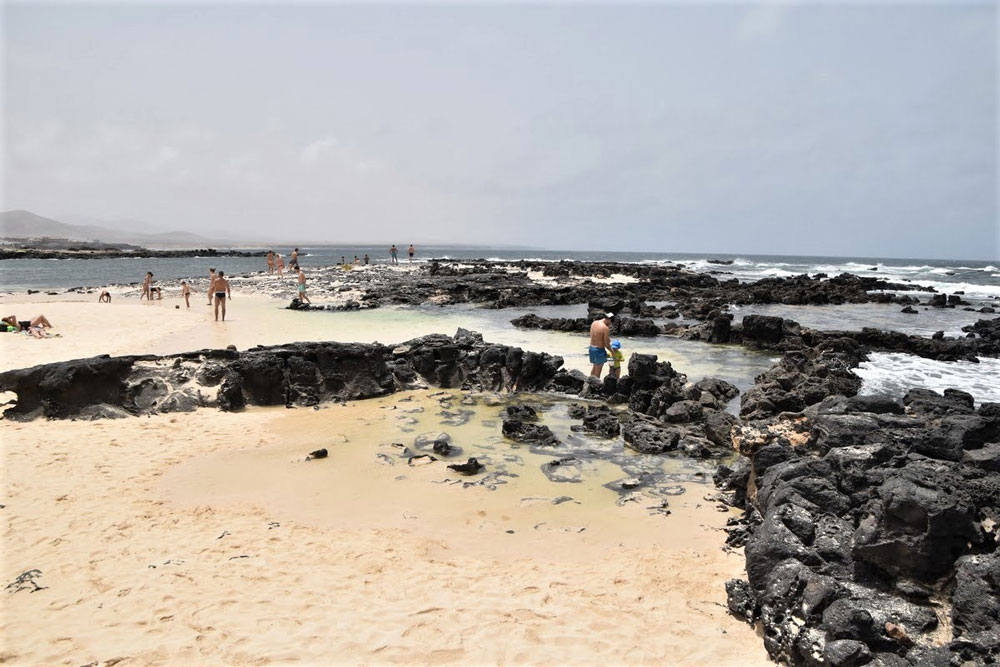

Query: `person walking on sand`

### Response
(588, 313, 615, 378)
(213, 271, 232, 321)
(390, 245, 398, 265)
(408, 244, 415, 263)
(180, 281, 191, 308)
(296, 266, 312, 304)
(207, 267, 216, 305)
(140, 272, 153, 300)
(276, 253, 285, 276)
(267, 250, 274, 275)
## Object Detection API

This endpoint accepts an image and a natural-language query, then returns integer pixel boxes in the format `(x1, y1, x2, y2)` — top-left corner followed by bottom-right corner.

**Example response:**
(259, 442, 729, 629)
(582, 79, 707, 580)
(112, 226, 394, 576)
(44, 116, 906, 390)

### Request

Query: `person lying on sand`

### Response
(98, 291, 111, 303)
(3, 314, 56, 337)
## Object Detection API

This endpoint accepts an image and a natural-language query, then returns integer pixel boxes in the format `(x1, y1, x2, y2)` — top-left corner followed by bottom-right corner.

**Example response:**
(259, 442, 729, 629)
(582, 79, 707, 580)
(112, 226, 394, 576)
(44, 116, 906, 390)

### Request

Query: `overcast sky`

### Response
(3, 2, 997, 259)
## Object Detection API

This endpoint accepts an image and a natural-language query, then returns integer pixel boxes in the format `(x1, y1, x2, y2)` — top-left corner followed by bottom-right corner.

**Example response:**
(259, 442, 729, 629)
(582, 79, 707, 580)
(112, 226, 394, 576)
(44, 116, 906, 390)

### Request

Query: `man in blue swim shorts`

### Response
(588, 312, 615, 378)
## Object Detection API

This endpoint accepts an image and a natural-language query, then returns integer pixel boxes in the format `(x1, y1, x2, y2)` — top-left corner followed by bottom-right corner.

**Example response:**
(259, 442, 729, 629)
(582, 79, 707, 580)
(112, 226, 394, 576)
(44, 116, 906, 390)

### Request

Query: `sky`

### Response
(2, 2, 997, 260)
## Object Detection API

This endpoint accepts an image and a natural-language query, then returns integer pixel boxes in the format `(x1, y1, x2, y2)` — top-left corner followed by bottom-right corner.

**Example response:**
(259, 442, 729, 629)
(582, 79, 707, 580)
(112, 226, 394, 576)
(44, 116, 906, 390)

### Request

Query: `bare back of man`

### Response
(588, 315, 614, 377)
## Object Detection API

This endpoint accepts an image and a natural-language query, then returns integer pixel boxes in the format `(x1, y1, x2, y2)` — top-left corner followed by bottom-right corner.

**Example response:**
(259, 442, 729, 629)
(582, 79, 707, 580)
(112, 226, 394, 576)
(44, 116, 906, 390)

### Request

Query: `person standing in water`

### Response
(296, 266, 311, 303)
(206, 267, 216, 305)
(363, 253, 370, 266)
(588, 313, 615, 378)
(290, 248, 300, 270)
(213, 271, 232, 321)
(267, 250, 274, 274)
(408, 244, 415, 263)
(390, 245, 398, 265)
(276, 253, 285, 276)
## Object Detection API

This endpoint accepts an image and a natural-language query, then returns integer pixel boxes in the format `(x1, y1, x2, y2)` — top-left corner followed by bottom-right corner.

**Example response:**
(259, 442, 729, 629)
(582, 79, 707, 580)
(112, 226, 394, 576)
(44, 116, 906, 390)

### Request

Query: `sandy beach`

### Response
(1, 291, 771, 666)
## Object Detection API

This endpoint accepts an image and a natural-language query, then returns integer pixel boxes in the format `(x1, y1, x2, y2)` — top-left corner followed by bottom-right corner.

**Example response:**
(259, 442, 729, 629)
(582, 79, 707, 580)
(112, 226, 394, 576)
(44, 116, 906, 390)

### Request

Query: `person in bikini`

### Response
(213, 271, 232, 321)
(140, 271, 153, 300)
(276, 253, 285, 276)
(207, 267, 216, 305)
(3, 314, 54, 338)
(267, 250, 274, 274)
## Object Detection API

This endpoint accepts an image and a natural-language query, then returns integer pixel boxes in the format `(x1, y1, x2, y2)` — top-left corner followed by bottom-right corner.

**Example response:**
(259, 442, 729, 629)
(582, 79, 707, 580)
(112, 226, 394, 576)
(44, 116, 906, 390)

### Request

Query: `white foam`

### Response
(909, 280, 1000, 299)
(856, 352, 1000, 404)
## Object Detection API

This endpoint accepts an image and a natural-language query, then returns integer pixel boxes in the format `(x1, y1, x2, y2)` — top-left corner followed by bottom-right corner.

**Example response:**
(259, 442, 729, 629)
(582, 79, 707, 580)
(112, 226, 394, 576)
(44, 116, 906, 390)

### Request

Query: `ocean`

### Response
(1, 246, 998, 298)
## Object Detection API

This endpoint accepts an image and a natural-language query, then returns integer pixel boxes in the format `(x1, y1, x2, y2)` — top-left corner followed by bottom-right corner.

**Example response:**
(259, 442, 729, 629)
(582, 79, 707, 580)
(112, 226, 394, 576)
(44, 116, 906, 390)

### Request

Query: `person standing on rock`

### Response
(275, 253, 285, 276)
(588, 313, 615, 378)
(408, 244, 415, 263)
(213, 271, 232, 322)
(296, 266, 312, 304)
(267, 250, 274, 274)
(390, 245, 398, 265)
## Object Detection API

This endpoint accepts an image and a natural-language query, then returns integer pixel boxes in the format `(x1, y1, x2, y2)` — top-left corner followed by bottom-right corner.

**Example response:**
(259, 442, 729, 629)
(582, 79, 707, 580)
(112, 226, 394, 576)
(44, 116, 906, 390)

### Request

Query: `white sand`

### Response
(0, 292, 771, 665)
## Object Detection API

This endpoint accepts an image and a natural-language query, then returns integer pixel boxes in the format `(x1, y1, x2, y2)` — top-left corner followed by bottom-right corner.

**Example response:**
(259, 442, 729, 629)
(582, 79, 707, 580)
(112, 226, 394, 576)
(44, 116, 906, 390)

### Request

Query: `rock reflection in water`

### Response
(378, 389, 721, 510)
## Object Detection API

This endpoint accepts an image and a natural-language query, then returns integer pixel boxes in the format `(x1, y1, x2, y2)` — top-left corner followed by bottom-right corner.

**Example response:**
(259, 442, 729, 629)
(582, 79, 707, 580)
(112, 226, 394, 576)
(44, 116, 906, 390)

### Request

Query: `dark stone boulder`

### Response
(502, 418, 558, 446)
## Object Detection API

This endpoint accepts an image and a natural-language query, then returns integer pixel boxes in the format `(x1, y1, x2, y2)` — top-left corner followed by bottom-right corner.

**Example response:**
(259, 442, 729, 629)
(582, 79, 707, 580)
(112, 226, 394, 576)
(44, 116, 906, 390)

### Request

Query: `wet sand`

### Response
(1, 391, 770, 666)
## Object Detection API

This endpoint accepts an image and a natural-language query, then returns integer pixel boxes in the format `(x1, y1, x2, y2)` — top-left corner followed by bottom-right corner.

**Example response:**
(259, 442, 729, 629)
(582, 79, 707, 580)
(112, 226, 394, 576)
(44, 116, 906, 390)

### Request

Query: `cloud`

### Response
(147, 146, 180, 171)
(738, 3, 792, 41)
(300, 137, 339, 164)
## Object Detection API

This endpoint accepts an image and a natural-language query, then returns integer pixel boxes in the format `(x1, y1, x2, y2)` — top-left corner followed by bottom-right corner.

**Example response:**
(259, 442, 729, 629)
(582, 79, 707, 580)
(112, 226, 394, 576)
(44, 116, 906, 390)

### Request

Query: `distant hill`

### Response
(1, 210, 226, 248)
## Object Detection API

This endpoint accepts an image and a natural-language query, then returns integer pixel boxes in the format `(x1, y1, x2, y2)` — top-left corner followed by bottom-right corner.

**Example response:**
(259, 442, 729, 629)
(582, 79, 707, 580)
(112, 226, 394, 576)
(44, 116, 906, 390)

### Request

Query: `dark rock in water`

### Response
(900, 306, 918, 314)
(413, 432, 463, 457)
(408, 454, 437, 466)
(502, 404, 538, 421)
(541, 456, 582, 483)
(306, 448, 328, 460)
(663, 399, 703, 423)
(447, 457, 484, 475)
(741, 314, 786, 346)
(566, 403, 587, 419)
(502, 418, 558, 445)
(708, 314, 733, 343)
(903, 387, 975, 417)
(574, 404, 621, 438)
(622, 418, 680, 454)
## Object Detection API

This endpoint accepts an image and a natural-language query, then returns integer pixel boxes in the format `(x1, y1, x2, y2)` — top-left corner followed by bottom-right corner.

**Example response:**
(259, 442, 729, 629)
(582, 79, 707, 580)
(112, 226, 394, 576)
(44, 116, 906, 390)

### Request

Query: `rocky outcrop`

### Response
(720, 387, 1000, 665)
(0, 331, 571, 420)
(510, 313, 662, 337)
